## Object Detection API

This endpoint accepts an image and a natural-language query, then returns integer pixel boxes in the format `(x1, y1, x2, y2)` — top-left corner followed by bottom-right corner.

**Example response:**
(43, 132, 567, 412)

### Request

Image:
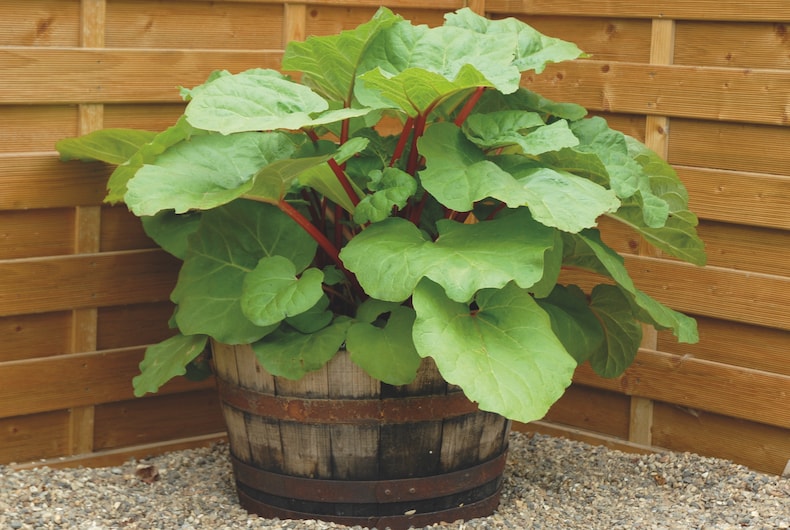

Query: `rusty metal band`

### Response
(217, 378, 481, 424)
(231, 450, 507, 504)
(236, 482, 503, 530)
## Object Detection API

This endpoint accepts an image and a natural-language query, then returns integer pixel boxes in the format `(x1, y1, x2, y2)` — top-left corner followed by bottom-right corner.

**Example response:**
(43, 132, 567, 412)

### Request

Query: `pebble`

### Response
(1, 432, 788, 529)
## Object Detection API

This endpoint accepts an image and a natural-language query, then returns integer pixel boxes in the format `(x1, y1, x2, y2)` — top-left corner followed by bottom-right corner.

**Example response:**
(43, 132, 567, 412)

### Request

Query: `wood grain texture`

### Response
(541, 384, 631, 439)
(674, 21, 790, 69)
(0, 347, 217, 418)
(486, 0, 790, 22)
(0, 0, 81, 47)
(0, 311, 72, 362)
(523, 60, 790, 125)
(0, 410, 71, 464)
(574, 349, 790, 429)
(652, 403, 790, 475)
(0, 250, 179, 317)
(0, 48, 282, 104)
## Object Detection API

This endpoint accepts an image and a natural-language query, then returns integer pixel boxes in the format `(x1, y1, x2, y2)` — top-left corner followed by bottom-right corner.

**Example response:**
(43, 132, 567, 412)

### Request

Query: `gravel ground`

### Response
(1, 432, 788, 530)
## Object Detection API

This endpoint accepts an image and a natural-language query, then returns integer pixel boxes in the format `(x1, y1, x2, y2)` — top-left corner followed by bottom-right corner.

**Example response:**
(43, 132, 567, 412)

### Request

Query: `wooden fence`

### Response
(1, 1, 788, 475)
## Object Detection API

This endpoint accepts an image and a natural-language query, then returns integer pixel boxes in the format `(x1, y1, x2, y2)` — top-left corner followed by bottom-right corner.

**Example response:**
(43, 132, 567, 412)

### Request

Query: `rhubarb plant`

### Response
(56, 7, 706, 423)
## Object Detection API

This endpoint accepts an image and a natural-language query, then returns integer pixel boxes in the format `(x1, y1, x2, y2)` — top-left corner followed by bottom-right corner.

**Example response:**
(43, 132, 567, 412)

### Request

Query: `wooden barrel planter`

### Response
(211, 342, 511, 530)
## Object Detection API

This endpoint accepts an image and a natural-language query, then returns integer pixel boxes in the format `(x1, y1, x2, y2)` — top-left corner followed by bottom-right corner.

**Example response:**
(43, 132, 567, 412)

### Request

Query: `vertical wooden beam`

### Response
(68, 0, 106, 457)
(630, 18, 676, 447)
(283, 3, 307, 45)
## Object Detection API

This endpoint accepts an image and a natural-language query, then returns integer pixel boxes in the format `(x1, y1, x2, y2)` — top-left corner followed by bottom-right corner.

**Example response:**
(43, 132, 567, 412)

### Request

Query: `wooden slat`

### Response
(96, 302, 175, 350)
(94, 389, 225, 450)
(0, 154, 109, 210)
(100, 205, 155, 252)
(694, 221, 790, 277)
(516, 421, 661, 456)
(511, 16, 652, 63)
(104, 0, 283, 49)
(0, 249, 179, 317)
(0, 0, 81, 46)
(0, 311, 72, 362)
(486, 0, 790, 22)
(681, 167, 790, 229)
(669, 120, 790, 177)
(658, 316, 790, 377)
(675, 21, 790, 69)
(0, 209, 75, 259)
(0, 106, 78, 154)
(0, 347, 217, 418)
(653, 403, 790, 475)
(574, 349, 790, 429)
(0, 410, 71, 464)
(561, 255, 790, 331)
(304, 5, 450, 35)
(541, 384, 630, 439)
(8, 433, 228, 470)
(0, 48, 281, 104)
(103, 103, 186, 130)
(522, 60, 790, 125)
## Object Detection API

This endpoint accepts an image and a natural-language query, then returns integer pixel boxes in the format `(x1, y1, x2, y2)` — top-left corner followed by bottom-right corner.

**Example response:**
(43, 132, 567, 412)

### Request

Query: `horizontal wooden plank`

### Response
(105, 0, 284, 49)
(0, 105, 78, 154)
(669, 119, 790, 176)
(653, 403, 790, 475)
(0, 409, 71, 465)
(0, 0, 80, 47)
(8, 433, 228, 470)
(97, 302, 176, 350)
(516, 421, 661, 456)
(0, 347, 217, 418)
(574, 349, 790, 429)
(541, 384, 630, 439)
(658, 316, 790, 377)
(94, 389, 225, 450)
(694, 221, 790, 277)
(100, 205, 155, 252)
(522, 60, 790, 125)
(0, 311, 72, 362)
(104, 103, 186, 130)
(507, 16, 652, 63)
(0, 153, 109, 209)
(486, 0, 790, 22)
(0, 208, 75, 259)
(0, 48, 281, 104)
(561, 255, 790, 330)
(0, 249, 179, 317)
(681, 167, 790, 229)
(675, 21, 790, 70)
(304, 4, 469, 34)
(625, 256, 790, 330)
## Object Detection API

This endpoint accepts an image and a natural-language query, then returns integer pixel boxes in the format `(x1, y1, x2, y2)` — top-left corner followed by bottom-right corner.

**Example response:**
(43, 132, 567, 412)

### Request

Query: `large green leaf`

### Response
(281, 7, 403, 102)
(513, 166, 620, 233)
(536, 284, 605, 364)
(412, 280, 576, 423)
(140, 210, 202, 260)
(587, 285, 643, 377)
(419, 122, 531, 212)
(464, 112, 579, 155)
(125, 131, 302, 215)
(566, 230, 699, 343)
(132, 333, 207, 397)
(444, 8, 585, 74)
(106, 117, 203, 203)
(355, 19, 522, 114)
(251, 317, 352, 380)
(346, 299, 422, 385)
(241, 257, 325, 327)
(184, 68, 372, 135)
(341, 208, 555, 303)
(56, 128, 157, 164)
(171, 201, 317, 344)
